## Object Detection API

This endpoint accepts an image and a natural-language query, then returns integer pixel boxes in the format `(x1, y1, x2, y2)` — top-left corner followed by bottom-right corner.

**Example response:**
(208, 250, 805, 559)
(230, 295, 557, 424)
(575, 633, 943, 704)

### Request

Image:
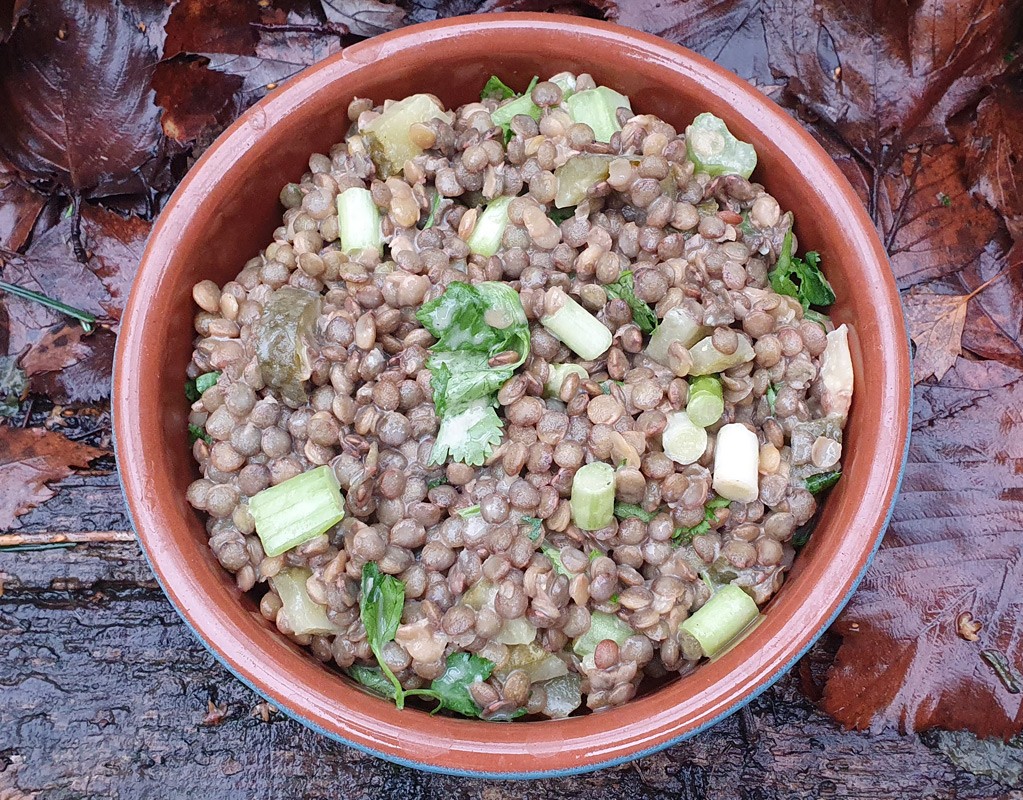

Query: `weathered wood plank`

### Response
(0, 542, 1015, 800)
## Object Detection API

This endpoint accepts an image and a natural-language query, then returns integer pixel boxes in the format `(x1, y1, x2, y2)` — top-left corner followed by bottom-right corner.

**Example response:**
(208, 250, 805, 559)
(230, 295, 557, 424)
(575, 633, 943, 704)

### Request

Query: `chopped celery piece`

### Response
(541, 673, 583, 719)
(712, 423, 760, 503)
(686, 112, 757, 179)
(572, 611, 634, 657)
(255, 287, 321, 406)
(336, 187, 382, 255)
(662, 411, 708, 465)
(270, 567, 338, 635)
(820, 324, 854, 419)
(566, 86, 632, 143)
(553, 155, 612, 208)
(688, 334, 755, 375)
(680, 584, 759, 658)
(646, 307, 708, 365)
(687, 376, 724, 427)
(364, 93, 451, 177)
(570, 461, 615, 531)
(497, 641, 569, 682)
(541, 287, 612, 360)
(544, 363, 588, 397)
(466, 196, 513, 257)
(249, 465, 345, 557)
(494, 617, 538, 646)
(549, 71, 577, 98)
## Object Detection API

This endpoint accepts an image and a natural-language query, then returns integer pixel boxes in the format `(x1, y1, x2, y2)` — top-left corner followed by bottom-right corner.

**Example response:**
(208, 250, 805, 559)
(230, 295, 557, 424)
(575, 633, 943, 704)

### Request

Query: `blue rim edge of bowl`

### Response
(110, 20, 914, 781)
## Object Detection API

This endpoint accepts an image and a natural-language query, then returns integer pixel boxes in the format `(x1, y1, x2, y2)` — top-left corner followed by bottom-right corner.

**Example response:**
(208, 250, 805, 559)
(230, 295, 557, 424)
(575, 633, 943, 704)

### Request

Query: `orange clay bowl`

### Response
(113, 13, 911, 778)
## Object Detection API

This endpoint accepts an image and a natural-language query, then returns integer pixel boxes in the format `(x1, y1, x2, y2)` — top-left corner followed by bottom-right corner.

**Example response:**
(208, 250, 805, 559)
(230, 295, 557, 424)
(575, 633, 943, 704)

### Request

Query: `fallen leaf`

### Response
(764, 0, 1023, 155)
(201, 699, 229, 726)
(0, 426, 106, 530)
(0, 174, 46, 252)
(0, 0, 173, 198)
(154, 0, 343, 145)
(823, 361, 1023, 738)
(606, 0, 771, 85)
(320, 0, 405, 37)
(1, 203, 149, 401)
(0, 0, 30, 43)
(931, 730, 1023, 786)
(21, 325, 117, 403)
(904, 290, 969, 384)
(966, 83, 1023, 240)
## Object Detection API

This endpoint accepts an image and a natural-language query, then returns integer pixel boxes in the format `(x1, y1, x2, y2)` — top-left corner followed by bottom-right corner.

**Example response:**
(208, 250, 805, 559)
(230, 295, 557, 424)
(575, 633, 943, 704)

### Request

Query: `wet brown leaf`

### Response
(764, 0, 1023, 155)
(154, 0, 343, 145)
(0, 426, 105, 530)
(0, 174, 46, 252)
(823, 361, 1023, 738)
(0, 0, 173, 198)
(321, 0, 405, 36)
(0, 204, 149, 400)
(0, 0, 30, 43)
(966, 83, 1023, 240)
(904, 290, 969, 384)
(20, 325, 118, 403)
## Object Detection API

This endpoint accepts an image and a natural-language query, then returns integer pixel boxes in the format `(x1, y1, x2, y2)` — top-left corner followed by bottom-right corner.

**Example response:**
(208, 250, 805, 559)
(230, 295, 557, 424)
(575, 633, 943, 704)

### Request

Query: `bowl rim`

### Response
(113, 12, 911, 779)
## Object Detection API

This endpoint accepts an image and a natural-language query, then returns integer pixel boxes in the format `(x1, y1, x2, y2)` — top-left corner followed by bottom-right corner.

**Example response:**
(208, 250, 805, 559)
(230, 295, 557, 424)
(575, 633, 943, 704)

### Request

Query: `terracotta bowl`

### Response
(114, 13, 911, 778)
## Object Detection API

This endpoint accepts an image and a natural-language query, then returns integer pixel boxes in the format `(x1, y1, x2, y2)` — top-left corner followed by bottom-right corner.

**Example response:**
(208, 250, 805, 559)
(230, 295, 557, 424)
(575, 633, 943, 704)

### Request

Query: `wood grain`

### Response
(0, 471, 1017, 799)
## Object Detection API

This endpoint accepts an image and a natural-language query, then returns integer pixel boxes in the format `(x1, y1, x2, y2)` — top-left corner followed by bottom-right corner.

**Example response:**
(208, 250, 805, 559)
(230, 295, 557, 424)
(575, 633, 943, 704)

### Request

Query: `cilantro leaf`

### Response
(417, 282, 530, 466)
(603, 271, 658, 334)
(765, 384, 777, 415)
(188, 424, 212, 445)
(768, 232, 835, 311)
(548, 206, 575, 225)
(186, 371, 221, 402)
(348, 664, 398, 699)
(613, 502, 656, 523)
(541, 542, 570, 576)
(481, 75, 517, 101)
(457, 503, 482, 518)
(430, 399, 505, 467)
(426, 652, 495, 717)
(359, 563, 407, 707)
(521, 516, 543, 541)
(673, 496, 731, 545)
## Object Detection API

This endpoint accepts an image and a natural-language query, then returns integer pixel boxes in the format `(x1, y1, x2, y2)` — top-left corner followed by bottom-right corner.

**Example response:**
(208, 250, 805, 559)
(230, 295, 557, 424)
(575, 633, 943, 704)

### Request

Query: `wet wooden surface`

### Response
(0, 466, 1017, 799)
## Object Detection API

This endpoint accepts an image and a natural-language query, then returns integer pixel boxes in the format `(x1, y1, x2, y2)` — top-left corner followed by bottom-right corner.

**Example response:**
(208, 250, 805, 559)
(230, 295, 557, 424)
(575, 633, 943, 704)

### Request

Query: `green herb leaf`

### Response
(422, 191, 443, 229)
(673, 496, 731, 545)
(481, 75, 517, 101)
(803, 309, 830, 328)
(188, 424, 212, 445)
(417, 282, 530, 466)
(765, 384, 777, 415)
(609, 593, 619, 605)
(805, 470, 842, 495)
(0, 279, 97, 333)
(186, 371, 221, 402)
(541, 541, 569, 576)
(603, 271, 657, 334)
(768, 232, 835, 311)
(359, 563, 407, 707)
(426, 652, 495, 717)
(613, 502, 656, 523)
(348, 664, 398, 699)
(457, 503, 482, 518)
(548, 206, 576, 225)
(427, 477, 448, 490)
(521, 516, 543, 541)
(0, 355, 29, 418)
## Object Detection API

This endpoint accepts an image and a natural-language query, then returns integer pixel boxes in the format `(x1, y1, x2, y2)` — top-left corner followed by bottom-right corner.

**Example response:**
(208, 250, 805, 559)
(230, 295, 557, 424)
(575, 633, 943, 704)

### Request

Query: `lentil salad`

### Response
(184, 72, 855, 720)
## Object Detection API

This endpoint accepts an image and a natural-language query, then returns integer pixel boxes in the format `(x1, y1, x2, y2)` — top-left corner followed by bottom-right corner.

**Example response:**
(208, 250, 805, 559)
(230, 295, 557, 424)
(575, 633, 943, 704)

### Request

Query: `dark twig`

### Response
(70, 192, 87, 263)
(251, 21, 349, 36)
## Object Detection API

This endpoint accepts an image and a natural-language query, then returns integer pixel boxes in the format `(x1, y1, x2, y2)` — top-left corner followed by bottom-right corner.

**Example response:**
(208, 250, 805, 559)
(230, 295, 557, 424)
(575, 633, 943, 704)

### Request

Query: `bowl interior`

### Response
(115, 14, 909, 778)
